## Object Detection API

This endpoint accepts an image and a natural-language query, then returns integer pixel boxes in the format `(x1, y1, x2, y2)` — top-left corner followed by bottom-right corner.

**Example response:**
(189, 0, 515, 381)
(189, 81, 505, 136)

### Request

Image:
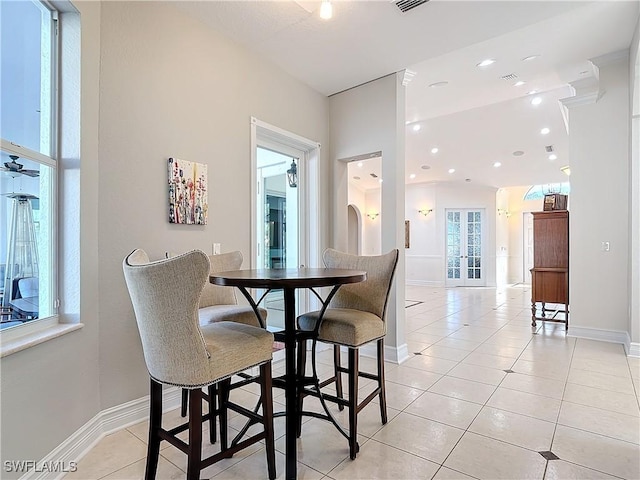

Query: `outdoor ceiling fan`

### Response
(1, 155, 39, 177)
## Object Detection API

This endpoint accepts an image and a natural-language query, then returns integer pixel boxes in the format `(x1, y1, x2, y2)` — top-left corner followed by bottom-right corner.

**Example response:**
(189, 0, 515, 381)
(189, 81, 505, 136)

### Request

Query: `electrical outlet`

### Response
(601, 241, 610, 252)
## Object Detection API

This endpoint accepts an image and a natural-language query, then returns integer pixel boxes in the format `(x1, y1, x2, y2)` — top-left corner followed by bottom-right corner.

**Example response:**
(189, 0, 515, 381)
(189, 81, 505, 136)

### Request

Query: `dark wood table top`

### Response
(211, 267, 366, 289)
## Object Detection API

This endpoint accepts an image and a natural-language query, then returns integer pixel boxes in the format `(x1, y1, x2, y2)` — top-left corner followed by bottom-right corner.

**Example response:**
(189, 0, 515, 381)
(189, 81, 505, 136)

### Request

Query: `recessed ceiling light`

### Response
(378, 179, 383, 183)
(476, 59, 495, 67)
(548, 154, 558, 161)
(448, 168, 456, 174)
(409, 173, 416, 179)
(465, 178, 472, 182)
(579, 70, 589, 76)
(412, 124, 421, 132)
(431, 147, 439, 154)
(405, 120, 411, 125)
(513, 151, 525, 157)
(357, 162, 363, 167)
(514, 81, 526, 87)
(493, 162, 502, 167)
(522, 54, 540, 61)
(421, 165, 431, 170)
(531, 96, 542, 106)
(560, 166, 571, 176)
(540, 127, 550, 135)
(429, 81, 449, 88)
(353, 176, 360, 180)
(527, 90, 538, 95)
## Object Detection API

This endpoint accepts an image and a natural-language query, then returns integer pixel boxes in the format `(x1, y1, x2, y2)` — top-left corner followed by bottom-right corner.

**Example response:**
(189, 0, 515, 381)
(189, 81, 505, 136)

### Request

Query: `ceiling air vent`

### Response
(501, 73, 518, 81)
(545, 145, 555, 153)
(394, 0, 430, 13)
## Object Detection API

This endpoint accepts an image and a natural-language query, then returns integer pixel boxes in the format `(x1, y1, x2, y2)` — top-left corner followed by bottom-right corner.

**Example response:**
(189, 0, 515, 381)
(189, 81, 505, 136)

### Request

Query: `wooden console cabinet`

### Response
(531, 210, 569, 329)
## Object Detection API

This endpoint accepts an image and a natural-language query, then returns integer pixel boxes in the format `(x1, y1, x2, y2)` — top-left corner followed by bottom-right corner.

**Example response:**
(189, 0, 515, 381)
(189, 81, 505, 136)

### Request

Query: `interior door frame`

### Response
(445, 208, 486, 287)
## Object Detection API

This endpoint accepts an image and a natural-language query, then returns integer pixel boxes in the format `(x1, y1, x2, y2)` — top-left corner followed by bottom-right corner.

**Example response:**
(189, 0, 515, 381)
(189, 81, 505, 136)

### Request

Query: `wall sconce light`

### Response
(497, 209, 512, 218)
(286, 159, 297, 188)
(366, 212, 379, 220)
(418, 208, 433, 216)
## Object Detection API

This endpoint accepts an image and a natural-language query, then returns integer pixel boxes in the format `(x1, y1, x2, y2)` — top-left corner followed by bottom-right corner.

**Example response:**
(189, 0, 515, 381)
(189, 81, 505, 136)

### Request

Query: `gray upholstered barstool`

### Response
(123, 249, 276, 480)
(181, 250, 268, 418)
(297, 248, 399, 460)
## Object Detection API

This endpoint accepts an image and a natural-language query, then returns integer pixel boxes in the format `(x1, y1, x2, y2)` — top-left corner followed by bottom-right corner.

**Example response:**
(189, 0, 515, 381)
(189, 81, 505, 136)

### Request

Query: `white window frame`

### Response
(0, 1, 83, 355)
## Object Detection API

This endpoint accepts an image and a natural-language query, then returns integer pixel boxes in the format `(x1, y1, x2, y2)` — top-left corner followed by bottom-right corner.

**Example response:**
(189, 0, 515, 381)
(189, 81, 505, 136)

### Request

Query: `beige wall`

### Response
(569, 57, 631, 335)
(97, 1, 329, 408)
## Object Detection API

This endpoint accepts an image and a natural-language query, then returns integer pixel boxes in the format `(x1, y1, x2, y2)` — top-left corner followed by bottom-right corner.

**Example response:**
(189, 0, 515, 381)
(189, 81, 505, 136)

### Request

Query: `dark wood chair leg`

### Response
(208, 384, 217, 444)
(348, 347, 359, 460)
(377, 339, 388, 424)
(218, 378, 231, 451)
(145, 378, 162, 480)
(334, 345, 344, 411)
(260, 362, 277, 480)
(186, 388, 202, 480)
(296, 338, 307, 437)
(181, 388, 188, 417)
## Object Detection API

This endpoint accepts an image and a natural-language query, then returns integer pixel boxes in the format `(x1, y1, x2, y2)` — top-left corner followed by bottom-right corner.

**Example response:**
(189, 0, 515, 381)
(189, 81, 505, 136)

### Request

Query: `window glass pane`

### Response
(1, 1, 53, 155)
(1, 151, 54, 327)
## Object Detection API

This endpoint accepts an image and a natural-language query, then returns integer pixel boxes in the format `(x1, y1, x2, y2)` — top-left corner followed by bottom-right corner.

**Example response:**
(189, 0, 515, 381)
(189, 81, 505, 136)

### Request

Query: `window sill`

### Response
(0, 319, 84, 357)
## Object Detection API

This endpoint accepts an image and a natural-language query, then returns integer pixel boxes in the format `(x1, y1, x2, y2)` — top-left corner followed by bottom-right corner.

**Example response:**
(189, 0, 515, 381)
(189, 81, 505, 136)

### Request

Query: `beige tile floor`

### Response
(66, 285, 640, 479)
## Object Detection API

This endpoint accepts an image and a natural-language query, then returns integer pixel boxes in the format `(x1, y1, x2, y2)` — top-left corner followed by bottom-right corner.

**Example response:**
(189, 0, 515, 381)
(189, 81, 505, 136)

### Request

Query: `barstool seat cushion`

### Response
(298, 308, 385, 348)
(199, 305, 266, 328)
(187, 321, 273, 387)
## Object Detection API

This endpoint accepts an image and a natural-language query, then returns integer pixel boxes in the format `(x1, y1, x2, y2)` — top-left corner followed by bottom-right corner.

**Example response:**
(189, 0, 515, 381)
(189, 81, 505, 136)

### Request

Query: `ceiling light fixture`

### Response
(560, 166, 571, 176)
(476, 59, 495, 67)
(319, 0, 333, 19)
(428, 81, 449, 88)
(431, 147, 439, 154)
(527, 90, 538, 95)
(531, 96, 542, 106)
(357, 162, 363, 167)
(412, 124, 421, 132)
(421, 165, 431, 170)
(540, 127, 550, 135)
(493, 162, 502, 167)
(513, 151, 525, 157)
(448, 168, 455, 174)
(522, 54, 540, 61)
(514, 81, 526, 87)
(409, 173, 416, 179)
(548, 154, 558, 161)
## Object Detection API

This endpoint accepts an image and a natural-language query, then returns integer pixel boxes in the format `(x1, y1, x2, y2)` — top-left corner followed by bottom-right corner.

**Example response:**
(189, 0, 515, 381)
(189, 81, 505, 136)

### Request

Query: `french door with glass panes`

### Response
(446, 209, 485, 286)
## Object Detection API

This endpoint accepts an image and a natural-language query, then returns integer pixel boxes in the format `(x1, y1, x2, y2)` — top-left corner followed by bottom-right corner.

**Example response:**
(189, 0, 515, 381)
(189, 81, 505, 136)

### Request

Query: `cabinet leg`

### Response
(541, 302, 546, 318)
(531, 302, 537, 327)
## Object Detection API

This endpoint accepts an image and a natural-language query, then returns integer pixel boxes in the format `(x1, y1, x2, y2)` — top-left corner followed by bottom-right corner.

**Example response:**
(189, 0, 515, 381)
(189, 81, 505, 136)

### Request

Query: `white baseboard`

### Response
(20, 388, 182, 480)
(567, 326, 634, 354)
(627, 342, 640, 358)
(359, 342, 410, 364)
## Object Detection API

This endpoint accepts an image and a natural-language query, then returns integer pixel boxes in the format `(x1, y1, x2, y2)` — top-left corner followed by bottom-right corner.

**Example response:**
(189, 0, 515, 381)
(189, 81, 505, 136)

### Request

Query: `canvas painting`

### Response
(168, 157, 208, 225)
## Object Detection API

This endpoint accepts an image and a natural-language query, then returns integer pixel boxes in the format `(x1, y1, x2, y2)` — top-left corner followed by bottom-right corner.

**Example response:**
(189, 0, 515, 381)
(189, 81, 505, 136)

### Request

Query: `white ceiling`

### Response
(177, 0, 640, 190)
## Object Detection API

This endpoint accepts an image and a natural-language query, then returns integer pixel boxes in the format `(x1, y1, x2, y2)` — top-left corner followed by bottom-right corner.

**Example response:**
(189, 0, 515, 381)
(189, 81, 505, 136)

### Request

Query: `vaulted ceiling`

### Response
(177, 0, 639, 190)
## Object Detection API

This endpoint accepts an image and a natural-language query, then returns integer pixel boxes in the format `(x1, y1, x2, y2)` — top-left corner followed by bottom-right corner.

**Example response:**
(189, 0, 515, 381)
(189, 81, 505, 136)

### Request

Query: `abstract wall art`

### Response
(168, 157, 208, 225)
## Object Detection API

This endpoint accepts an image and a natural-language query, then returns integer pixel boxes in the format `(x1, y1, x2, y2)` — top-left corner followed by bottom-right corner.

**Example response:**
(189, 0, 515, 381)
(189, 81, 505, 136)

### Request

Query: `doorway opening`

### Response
(251, 118, 320, 329)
